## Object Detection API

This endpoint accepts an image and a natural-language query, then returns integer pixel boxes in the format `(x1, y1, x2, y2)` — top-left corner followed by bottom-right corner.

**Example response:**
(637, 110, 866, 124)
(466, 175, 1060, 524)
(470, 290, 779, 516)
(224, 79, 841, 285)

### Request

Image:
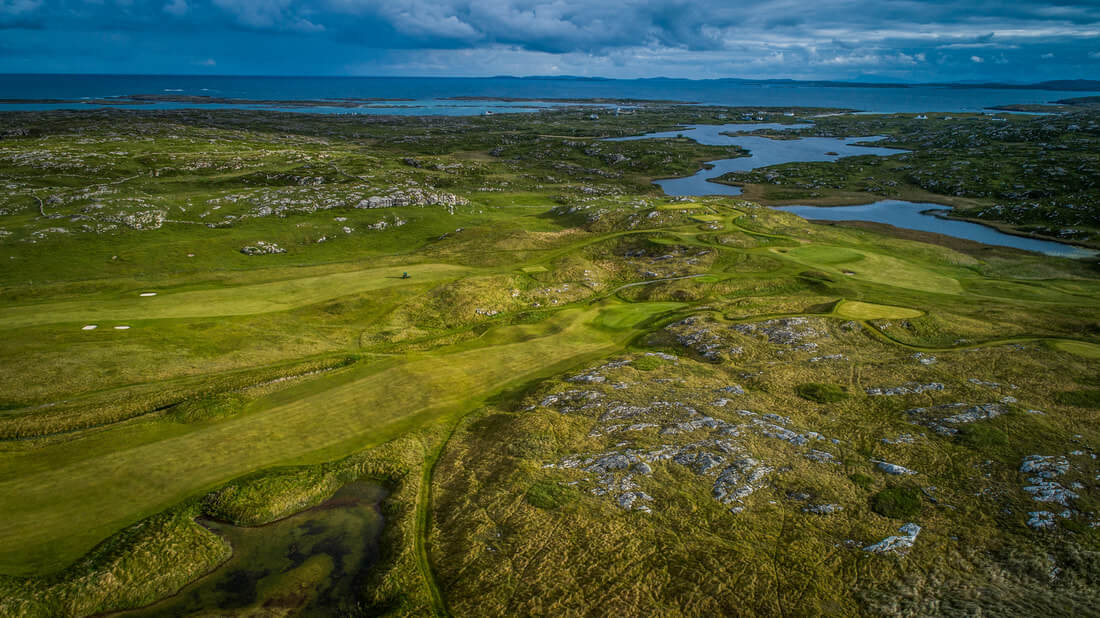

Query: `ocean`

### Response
(0, 74, 1093, 115)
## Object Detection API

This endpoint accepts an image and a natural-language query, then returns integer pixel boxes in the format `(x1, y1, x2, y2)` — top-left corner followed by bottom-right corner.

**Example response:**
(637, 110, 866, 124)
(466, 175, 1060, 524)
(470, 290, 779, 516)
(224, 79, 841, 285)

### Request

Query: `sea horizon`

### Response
(1, 73, 1097, 115)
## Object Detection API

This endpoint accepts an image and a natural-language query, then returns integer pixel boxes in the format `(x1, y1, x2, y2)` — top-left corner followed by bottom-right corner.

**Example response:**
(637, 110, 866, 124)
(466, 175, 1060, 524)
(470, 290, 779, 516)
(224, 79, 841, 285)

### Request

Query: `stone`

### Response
(875, 460, 917, 475)
(864, 523, 921, 554)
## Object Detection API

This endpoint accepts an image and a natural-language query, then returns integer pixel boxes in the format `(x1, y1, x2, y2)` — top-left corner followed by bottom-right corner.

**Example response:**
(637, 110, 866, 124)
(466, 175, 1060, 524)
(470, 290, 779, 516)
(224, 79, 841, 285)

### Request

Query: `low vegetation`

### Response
(0, 104, 1096, 616)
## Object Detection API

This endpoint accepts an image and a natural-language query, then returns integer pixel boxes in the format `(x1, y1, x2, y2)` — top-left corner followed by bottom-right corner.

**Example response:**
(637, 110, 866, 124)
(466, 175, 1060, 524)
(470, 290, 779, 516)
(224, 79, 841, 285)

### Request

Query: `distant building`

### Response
(589, 113, 599, 120)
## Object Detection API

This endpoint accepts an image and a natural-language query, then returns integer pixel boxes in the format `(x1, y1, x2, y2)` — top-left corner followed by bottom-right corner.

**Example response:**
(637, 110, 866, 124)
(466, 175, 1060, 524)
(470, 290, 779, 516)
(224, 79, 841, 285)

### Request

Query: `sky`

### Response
(1, 0, 1099, 81)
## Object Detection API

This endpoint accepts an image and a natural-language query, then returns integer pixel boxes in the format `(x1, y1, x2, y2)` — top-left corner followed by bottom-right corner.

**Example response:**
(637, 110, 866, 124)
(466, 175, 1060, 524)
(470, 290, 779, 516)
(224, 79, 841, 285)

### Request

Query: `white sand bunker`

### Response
(81, 325, 97, 331)
(114, 325, 131, 330)
(139, 292, 157, 297)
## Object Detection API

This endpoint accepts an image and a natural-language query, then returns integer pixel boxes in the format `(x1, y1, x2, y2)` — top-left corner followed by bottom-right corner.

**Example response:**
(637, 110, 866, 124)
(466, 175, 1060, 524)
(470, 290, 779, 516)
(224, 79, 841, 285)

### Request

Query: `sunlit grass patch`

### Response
(835, 300, 923, 320)
(1053, 340, 1100, 359)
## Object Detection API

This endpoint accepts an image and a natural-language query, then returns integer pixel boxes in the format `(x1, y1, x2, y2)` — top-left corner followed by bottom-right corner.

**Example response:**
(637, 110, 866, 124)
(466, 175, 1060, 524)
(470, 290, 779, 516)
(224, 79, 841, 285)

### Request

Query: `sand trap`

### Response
(139, 292, 157, 297)
(114, 325, 131, 330)
(81, 325, 97, 331)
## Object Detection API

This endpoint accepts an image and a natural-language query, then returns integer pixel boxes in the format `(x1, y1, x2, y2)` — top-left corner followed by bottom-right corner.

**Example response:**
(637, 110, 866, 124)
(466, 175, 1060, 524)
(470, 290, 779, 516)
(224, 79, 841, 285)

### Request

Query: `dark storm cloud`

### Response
(1, 0, 1098, 79)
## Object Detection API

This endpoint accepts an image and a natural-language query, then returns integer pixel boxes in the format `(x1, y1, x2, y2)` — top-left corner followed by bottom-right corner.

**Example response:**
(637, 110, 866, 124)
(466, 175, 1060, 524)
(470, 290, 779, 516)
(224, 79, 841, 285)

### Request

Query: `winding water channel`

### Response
(611, 123, 1094, 258)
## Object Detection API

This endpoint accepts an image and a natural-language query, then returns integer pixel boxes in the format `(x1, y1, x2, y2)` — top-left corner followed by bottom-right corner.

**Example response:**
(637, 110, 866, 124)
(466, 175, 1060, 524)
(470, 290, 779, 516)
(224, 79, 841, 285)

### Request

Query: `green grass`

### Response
(956, 424, 1009, 449)
(0, 263, 474, 329)
(1055, 390, 1100, 409)
(849, 473, 874, 489)
(796, 382, 850, 403)
(629, 355, 666, 371)
(525, 481, 578, 509)
(167, 393, 247, 423)
(1054, 340, 1100, 359)
(593, 301, 685, 329)
(835, 300, 923, 320)
(870, 486, 922, 519)
(779, 245, 963, 294)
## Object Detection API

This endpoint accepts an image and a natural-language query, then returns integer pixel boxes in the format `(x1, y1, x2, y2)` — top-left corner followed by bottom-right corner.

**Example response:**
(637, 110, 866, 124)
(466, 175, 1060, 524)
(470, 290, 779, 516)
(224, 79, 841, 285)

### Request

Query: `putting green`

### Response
(0, 263, 473, 329)
(835, 300, 923, 320)
(658, 202, 703, 210)
(0, 302, 679, 576)
(1053, 340, 1100, 359)
(521, 265, 549, 273)
(691, 215, 722, 222)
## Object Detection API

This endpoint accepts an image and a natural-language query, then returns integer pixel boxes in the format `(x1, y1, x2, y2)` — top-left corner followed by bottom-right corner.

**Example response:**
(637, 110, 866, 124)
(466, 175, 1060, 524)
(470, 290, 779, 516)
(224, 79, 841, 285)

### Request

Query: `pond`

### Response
(120, 481, 387, 617)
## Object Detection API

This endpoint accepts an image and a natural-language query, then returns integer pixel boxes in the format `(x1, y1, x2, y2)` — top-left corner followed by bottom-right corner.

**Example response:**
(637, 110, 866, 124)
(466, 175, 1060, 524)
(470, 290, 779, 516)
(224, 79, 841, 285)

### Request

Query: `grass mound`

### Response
(525, 481, 576, 509)
(871, 486, 922, 519)
(835, 300, 922, 320)
(796, 383, 849, 403)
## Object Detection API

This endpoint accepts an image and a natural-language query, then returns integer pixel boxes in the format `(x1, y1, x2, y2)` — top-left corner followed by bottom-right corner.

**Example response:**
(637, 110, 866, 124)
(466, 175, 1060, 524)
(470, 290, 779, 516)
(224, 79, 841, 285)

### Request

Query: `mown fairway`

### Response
(0, 263, 473, 328)
(0, 301, 679, 574)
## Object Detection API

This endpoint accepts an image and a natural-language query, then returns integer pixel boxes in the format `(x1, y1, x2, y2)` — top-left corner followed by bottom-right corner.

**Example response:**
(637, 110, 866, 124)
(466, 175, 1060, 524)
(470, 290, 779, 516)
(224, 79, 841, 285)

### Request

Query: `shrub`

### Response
(525, 481, 576, 509)
(849, 473, 874, 490)
(956, 424, 1008, 449)
(1056, 390, 1100, 409)
(871, 486, 921, 519)
(631, 356, 665, 371)
(169, 393, 246, 423)
(796, 383, 849, 403)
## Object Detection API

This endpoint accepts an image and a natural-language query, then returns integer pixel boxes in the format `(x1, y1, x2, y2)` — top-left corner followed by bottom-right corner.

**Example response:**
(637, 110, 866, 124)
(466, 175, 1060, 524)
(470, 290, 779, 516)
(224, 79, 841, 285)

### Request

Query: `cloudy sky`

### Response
(1, 0, 1098, 81)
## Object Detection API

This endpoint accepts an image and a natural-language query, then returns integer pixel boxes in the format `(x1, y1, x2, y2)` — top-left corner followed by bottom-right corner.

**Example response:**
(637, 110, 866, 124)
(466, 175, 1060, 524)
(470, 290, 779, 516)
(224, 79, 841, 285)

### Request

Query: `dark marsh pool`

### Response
(613, 124, 1093, 257)
(121, 482, 387, 617)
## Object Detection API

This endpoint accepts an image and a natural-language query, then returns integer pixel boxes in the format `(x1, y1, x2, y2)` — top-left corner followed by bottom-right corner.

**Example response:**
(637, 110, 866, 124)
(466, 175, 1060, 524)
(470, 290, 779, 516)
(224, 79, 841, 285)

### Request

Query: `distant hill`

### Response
(1054, 95, 1100, 106)
(508, 75, 1100, 92)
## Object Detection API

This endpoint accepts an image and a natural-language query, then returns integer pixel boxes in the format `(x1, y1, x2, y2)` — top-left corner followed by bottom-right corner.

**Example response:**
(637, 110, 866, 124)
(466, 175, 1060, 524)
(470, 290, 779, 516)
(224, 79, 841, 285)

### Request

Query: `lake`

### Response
(615, 124, 1093, 258)
(775, 201, 1095, 258)
(609, 123, 900, 196)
